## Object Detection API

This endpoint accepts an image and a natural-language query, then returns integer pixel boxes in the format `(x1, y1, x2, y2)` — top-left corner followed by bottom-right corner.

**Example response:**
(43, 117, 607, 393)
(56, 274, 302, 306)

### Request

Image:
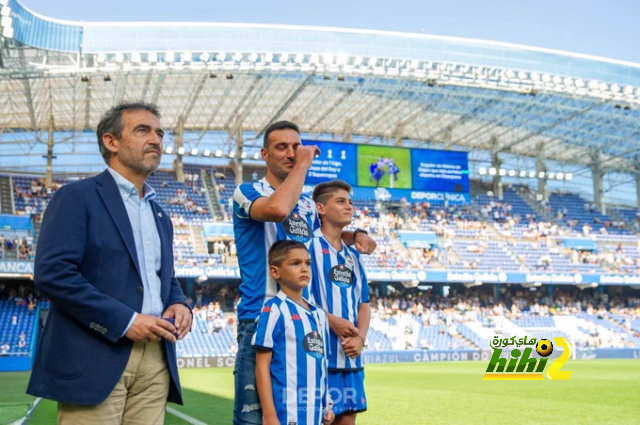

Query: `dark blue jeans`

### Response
(233, 321, 262, 425)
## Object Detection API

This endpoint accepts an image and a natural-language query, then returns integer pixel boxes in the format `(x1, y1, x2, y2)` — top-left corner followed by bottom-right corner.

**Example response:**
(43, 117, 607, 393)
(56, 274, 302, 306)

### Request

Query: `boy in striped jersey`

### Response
(309, 180, 371, 424)
(253, 240, 335, 425)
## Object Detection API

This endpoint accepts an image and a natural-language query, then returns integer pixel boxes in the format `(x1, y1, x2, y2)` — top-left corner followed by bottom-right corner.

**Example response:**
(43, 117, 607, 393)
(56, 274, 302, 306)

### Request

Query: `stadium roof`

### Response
(0, 0, 639, 174)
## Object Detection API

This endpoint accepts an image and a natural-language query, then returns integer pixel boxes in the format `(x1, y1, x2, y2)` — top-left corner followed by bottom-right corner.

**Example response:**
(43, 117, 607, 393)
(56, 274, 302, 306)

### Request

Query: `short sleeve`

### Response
(252, 303, 282, 350)
(233, 183, 263, 220)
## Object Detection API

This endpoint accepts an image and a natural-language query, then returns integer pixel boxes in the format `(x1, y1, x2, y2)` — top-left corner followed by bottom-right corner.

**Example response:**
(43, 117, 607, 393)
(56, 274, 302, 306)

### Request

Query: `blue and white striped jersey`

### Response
(233, 178, 320, 321)
(308, 229, 369, 371)
(252, 291, 331, 425)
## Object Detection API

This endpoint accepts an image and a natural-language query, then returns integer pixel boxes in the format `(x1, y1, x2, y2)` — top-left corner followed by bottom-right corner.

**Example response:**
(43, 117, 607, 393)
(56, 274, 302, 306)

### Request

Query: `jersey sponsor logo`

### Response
(329, 264, 354, 288)
(302, 330, 325, 359)
(291, 313, 302, 321)
(283, 212, 312, 243)
(262, 306, 271, 313)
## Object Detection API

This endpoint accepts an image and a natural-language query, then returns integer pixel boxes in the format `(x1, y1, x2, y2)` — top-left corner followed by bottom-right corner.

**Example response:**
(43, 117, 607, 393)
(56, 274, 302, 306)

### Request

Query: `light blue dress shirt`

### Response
(107, 168, 163, 337)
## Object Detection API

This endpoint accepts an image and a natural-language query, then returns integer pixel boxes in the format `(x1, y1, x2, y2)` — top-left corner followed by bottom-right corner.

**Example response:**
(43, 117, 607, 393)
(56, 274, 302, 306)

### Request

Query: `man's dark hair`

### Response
(268, 240, 308, 266)
(312, 179, 352, 205)
(96, 101, 161, 165)
(263, 120, 300, 149)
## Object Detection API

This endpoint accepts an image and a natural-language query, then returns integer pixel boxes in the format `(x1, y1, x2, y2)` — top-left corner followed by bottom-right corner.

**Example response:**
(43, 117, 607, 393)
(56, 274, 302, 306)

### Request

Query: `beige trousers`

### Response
(58, 341, 170, 425)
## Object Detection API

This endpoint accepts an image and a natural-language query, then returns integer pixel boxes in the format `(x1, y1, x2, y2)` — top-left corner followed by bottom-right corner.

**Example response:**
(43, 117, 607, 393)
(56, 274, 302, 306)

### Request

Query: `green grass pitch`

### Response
(3, 360, 640, 424)
(357, 145, 412, 189)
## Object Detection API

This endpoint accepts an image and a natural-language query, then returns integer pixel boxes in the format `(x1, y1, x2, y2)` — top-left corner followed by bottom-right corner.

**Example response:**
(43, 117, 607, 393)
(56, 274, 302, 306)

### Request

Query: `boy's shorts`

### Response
(328, 370, 367, 417)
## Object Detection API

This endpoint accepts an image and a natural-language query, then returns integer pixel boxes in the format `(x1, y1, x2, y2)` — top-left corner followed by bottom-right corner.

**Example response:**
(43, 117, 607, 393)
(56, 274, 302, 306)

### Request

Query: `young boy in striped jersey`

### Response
(309, 180, 371, 424)
(253, 240, 335, 425)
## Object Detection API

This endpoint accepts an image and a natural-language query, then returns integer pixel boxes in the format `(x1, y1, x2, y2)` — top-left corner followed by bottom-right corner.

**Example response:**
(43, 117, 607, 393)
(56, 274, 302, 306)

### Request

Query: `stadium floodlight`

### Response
(1, 16, 11, 28)
(541, 74, 551, 83)
(519, 170, 527, 177)
(610, 84, 621, 93)
(241, 151, 248, 159)
(191, 148, 198, 156)
(508, 170, 516, 177)
(233, 52, 243, 62)
(529, 171, 536, 178)
(337, 54, 348, 65)
(264, 52, 273, 63)
(588, 80, 599, 90)
(599, 82, 609, 91)
(489, 167, 497, 176)
(624, 85, 634, 95)
(115, 52, 124, 63)
(165, 51, 175, 63)
(547, 172, 555, 179)
(1, 6, 10, 17)
(182, 52, 192, 63)
(517, 71, 527, 80)
(148, 52, 158, 63)
(165, 146, 173, 154)
(280, 53, 289, 63)
(309, 54, 320, 64)
(565, 173, 573, 181)
(0, 0, 8, 7)
(215, 150, 222, 157)
(368, 57, 378, 67)
(229, 151, 236, 158)
(202, 149, 211, 157)
(177, 147, 185, 155)
(199, 52, 210, 62)
(538, 171, 545, 179)
(253, 152, 260, 160)
(505, 70, 515, 79)
(217, 52, 226, 62)
(499, 169, 507, 176)
(552, 75, 562, 85)
(96, 53, 106, 63)
(294, 53, 304, 64)
(410, 59, 420, 70)
(354, 56, 363, 66)
(131, 52, 142, 64)
(249, 52, 258, 63)
(563, 77, 573, 87)
(530, 72, 540, 81)
(323, 54, 334, 65)
(575, 79, 585, 88)
(556, 172, 564, 180)
(478, 167, 487, 175)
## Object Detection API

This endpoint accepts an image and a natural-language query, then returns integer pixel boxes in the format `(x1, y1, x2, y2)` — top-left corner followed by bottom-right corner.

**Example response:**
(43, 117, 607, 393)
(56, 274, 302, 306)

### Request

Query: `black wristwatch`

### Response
(353, 228, 369, 241)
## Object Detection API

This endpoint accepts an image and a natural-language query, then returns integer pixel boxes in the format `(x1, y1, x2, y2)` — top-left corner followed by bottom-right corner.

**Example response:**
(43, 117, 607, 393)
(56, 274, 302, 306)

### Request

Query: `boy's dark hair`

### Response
(312, 179, 352, 205)
(263, 120, 300, 149)
(268, 240, 309, 266)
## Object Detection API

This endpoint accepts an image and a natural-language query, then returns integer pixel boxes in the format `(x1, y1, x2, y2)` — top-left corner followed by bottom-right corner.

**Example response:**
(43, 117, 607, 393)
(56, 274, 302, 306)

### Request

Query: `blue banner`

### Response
(302, 140, 358, 186)
(410, 149, 469, 193)
(349, 187, 470, 204)
(0, 261, 34, 275)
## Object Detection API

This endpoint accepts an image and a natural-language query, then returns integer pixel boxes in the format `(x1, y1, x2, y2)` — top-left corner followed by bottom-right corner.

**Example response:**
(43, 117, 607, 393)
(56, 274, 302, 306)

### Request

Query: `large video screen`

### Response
(302, 140, 469, 193)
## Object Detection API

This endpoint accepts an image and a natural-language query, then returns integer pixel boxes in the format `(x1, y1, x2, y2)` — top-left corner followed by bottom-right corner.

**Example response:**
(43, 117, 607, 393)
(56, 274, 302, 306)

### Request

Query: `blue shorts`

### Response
(328, 370, 367, 417)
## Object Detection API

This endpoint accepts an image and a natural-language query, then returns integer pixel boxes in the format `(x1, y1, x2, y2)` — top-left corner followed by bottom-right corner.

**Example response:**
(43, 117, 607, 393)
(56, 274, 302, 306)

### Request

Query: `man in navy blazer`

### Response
(27, 102, 192, 424)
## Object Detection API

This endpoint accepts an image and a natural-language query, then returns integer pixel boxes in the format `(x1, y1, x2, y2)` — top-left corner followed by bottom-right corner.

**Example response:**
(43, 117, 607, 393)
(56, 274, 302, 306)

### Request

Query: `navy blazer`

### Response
(27, 170, 188, 405)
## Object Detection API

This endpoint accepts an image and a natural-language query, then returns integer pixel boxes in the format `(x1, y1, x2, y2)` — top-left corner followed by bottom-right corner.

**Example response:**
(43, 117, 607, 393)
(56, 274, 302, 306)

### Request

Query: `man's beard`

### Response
(120, 149, 160, 177)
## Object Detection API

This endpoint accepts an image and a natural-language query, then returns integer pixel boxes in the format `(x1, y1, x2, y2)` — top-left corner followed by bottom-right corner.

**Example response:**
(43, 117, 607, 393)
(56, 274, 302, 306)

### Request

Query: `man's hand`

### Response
(125, 314, 177, 343)
(323, 409, 335, 424)
(295, 145, 321, 170)
(355, 232, 377, 255)
(329, 315, 359, 340)
(341, 335, 364, 359)
(162, 304, 192, 340)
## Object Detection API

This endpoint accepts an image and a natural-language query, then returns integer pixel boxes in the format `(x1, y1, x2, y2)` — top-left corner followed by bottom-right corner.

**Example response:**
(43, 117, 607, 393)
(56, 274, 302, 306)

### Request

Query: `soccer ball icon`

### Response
(536, 339, 554, 357)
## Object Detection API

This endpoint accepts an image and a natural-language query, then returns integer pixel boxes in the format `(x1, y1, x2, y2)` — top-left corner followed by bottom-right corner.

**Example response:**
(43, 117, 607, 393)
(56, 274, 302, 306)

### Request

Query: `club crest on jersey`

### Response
(329, 264, 353, 288)
(345, 256, 355, 270)
(302, 330, 324, 359)
(283, 212, 311, 243)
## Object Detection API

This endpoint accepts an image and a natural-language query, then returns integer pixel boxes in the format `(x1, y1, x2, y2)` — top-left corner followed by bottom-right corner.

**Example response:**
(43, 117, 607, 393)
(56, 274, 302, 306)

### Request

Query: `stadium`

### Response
(1, 0, 640, 423)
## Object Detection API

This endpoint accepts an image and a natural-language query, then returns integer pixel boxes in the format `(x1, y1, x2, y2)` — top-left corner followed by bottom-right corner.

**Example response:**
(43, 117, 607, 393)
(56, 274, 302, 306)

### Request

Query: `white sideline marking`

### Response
(10, 397, 42, 425)
(166, 406, 208, 425)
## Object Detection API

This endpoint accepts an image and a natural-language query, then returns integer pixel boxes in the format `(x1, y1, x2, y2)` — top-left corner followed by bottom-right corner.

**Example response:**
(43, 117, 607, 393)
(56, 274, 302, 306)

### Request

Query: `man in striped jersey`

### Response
(232, 121, 377, 424)
(309, 180, 371, 424)
(253, 240, 334, 425)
